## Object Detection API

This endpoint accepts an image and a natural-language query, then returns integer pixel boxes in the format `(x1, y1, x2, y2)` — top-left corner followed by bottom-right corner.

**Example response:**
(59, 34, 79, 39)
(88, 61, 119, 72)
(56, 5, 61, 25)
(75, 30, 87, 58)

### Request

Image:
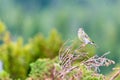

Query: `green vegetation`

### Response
(0, 22, 62, 79)
(27, 58, 104, 80)
(0, 21, 120, 80)
(0, 0, 120, 78)
(0, 1, 119, 69)
(28, 59, 54, 80)
(27, 36, 114, 80)
(0, 70, 11, 80)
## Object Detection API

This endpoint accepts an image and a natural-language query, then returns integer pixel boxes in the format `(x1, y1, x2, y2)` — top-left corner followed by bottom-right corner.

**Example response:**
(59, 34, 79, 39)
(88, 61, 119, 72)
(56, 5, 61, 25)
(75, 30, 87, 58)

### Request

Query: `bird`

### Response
(78, 28, 96, 47)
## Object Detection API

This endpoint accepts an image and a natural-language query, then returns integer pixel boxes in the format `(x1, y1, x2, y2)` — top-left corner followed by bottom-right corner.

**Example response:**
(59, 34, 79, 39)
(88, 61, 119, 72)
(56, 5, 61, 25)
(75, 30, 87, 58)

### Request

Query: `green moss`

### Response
(28, 59, 54, 80)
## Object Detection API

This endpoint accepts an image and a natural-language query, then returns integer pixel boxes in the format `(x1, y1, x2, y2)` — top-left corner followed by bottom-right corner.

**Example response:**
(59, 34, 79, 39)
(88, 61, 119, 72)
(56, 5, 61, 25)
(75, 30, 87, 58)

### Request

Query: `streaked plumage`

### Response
(78, 28, 95, 46)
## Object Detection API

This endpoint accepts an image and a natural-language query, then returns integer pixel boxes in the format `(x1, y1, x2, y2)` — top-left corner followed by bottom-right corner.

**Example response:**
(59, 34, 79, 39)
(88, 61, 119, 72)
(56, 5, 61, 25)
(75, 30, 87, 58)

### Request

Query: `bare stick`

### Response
(109, 70, 120, 80)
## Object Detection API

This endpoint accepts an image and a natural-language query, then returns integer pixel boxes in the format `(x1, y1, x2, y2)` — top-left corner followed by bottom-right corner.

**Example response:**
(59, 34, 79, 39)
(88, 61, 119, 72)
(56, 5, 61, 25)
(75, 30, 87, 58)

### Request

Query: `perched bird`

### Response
(78, 28, 96, 46)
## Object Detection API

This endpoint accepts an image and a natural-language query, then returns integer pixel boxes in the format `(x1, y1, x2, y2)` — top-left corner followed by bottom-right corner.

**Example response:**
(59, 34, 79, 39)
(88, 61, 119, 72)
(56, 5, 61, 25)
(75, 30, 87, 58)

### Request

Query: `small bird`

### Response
(78, 28, 96, 46)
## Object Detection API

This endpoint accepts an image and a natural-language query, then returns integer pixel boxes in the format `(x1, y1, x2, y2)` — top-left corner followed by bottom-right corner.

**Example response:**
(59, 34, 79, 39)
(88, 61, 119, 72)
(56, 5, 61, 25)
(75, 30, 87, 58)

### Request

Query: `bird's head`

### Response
(78, 28, 84, 35)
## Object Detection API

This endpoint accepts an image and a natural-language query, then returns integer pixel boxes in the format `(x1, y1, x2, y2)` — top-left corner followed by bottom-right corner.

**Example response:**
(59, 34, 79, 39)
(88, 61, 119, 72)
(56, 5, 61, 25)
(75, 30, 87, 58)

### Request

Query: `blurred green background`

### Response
(0, 0, 120, 79)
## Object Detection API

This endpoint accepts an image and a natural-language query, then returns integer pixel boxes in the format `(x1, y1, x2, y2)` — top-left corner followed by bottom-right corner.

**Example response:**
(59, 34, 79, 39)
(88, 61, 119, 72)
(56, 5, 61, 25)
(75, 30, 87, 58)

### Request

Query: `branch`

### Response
(109, 68, 120, 80)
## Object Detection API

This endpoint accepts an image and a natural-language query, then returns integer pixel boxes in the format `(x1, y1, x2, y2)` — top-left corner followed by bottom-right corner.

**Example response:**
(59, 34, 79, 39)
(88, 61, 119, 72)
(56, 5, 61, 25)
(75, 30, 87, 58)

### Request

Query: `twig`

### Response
(109, 70, 120, 80)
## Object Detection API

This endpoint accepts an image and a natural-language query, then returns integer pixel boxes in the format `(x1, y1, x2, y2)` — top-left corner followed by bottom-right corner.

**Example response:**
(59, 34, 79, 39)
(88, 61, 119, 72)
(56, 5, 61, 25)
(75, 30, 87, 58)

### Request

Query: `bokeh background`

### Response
(0, 0, 120, 79)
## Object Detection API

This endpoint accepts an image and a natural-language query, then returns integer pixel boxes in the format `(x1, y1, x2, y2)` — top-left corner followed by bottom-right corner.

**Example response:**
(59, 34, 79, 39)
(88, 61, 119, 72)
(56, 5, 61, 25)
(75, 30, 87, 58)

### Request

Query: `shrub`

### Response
(0, 22, 63, 79)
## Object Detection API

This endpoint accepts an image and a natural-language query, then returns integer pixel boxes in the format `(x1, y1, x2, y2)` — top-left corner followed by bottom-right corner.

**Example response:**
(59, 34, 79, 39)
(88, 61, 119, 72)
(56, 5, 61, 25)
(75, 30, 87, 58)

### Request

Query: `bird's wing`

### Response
(84, 32, 93, 42)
